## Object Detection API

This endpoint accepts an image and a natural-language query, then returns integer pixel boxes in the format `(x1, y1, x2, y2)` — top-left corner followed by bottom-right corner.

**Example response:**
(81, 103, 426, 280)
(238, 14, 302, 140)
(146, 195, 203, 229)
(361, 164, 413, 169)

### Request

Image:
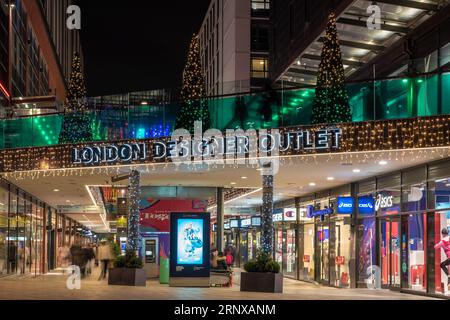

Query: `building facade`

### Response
(198, 0, 270, 96)
(0, 0, 82, 117)
(269, 0, 450, 88)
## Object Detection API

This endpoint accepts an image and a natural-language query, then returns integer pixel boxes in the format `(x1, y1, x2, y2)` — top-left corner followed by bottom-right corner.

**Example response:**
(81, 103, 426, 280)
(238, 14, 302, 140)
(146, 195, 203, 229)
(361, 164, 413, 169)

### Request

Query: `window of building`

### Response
(251, 0, 270, 10)
(0, 186, 8, 276)
(251, 58, 269, 78)
(434, 177, 450, 296)
(251, 25, 269, 52)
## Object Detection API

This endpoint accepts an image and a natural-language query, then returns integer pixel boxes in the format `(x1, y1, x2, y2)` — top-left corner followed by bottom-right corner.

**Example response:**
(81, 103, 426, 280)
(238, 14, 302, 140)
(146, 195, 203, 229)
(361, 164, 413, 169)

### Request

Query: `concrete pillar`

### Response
(216, 187, 225, 252)
(127, 170, 141, 253)
(261, 175, 274, 255)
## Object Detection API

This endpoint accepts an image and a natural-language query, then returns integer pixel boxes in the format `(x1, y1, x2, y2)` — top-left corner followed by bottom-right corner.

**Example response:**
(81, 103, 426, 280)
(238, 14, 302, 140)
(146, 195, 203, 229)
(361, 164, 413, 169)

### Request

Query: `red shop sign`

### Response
(336, 256, 345, 265)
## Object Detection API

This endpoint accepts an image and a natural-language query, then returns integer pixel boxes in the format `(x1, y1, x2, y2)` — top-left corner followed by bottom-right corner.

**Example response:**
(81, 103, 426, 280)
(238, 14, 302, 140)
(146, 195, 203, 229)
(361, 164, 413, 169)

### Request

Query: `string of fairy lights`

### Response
(1, 115, 448, 174)
(175, 33, 211, 133)
(127, 170, 140, 253)
(59, 52, 93, 144)
(312, 12, 352, 125)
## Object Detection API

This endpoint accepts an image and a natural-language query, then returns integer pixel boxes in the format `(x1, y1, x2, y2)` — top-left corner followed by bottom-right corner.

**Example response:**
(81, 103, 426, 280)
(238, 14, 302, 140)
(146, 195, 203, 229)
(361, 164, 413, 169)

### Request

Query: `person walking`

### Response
(435, 228, 450, 280)
(97, 240, 114, 280)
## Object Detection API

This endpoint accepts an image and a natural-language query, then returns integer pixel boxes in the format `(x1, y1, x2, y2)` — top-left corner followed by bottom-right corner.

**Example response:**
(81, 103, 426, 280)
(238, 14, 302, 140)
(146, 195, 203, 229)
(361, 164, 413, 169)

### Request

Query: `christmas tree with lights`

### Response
(175, 34, 210, 133)
(59, 52, 93, 144)
(311, 12, 352, 125)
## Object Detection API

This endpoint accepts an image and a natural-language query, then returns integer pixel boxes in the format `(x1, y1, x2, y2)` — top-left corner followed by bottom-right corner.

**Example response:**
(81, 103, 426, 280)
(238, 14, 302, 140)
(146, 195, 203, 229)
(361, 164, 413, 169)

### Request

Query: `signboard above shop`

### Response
(240, 218, 251, 228)
(273, 208, 297, 222)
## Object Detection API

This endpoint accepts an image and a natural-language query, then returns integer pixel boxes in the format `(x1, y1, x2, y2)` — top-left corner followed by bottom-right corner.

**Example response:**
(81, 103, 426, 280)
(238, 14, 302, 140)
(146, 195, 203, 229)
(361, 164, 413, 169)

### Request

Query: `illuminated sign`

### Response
(358, 197, 375, 214)
(153, 128, 342, 160)
(240, 218, 251, 228)
(272, 212, 283, 222)
(176, 218, 204, 265)
(283, 208, 297, 221)
(224, 223, 231, 230)
(251, 216, 261, 226)
(375, 194, 394, 211)
(169, 212, 210, 283)
(306, 205, 334, 218)
(72, 143, 147, 165)
(229, 219, 239, 228)
(336, 197, 354, 214)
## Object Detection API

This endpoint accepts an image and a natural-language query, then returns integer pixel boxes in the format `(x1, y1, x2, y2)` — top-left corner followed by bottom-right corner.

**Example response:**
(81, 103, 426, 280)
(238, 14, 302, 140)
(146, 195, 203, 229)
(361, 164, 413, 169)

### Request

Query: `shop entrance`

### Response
(379, 218, 401, 289)
(316, 223, 331, 285)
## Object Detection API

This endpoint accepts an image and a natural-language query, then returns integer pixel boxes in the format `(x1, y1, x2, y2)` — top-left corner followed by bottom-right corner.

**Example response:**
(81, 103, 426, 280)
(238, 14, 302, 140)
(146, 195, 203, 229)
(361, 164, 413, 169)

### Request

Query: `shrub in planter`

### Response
(109, 249, 146, 287)
(244, 251, 280, 274)
(241, 250, 283, 293)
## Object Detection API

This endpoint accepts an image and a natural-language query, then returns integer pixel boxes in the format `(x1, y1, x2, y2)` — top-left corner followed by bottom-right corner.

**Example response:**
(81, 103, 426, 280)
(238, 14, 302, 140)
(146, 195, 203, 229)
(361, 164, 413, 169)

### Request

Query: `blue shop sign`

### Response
(358, 196, 375, 214)
(337, 197, 354, 214)
(306, 205, 334, 218)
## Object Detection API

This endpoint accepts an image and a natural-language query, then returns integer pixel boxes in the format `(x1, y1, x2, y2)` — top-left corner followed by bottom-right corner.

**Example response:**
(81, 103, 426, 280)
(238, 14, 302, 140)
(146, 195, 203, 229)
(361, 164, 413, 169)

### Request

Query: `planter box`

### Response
(108, 268, 146, 287)
(240, 272, 283, 293)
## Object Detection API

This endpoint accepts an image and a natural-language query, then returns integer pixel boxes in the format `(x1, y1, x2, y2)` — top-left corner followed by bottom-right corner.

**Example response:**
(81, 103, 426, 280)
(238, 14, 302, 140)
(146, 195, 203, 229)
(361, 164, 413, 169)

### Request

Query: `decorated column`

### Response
(261, 174, 274, 255)
(127, 170, 141, 253)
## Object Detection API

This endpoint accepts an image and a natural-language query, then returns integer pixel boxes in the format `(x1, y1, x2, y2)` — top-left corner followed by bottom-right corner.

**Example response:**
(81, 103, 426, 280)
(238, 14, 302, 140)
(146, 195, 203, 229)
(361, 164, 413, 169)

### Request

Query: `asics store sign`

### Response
(374, 194, 394, 211)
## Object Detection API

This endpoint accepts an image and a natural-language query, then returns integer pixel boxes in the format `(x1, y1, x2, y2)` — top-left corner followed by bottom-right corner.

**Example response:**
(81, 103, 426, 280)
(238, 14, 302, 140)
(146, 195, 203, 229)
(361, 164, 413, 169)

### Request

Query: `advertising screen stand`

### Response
(169, 212, 210, 287)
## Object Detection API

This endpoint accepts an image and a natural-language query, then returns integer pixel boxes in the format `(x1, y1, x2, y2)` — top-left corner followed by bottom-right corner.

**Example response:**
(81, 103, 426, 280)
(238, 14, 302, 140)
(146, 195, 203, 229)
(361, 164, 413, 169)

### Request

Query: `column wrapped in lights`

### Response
(261, 174, 274, 255)
(127, 170, 141, 253)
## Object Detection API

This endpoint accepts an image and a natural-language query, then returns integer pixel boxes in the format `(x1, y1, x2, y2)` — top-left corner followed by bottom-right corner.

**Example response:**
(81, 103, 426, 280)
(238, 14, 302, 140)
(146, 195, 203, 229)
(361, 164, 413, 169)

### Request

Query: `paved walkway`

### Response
(0, 267, 439, 300)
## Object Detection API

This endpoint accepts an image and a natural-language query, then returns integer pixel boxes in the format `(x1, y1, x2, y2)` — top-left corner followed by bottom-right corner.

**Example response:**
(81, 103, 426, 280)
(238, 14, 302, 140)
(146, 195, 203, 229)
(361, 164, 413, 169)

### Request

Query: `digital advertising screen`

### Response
(170, 212, 210, 279)
(176, 218, 204, 265)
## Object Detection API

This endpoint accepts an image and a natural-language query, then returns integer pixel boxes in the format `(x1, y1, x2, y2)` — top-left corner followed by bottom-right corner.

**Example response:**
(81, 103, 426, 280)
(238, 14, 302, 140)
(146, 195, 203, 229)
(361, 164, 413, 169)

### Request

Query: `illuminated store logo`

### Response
(358, 197, 375, 214)
(272, 212, 283, 222)
(375, 194, 394, 211)
(337, 197, 354, 214)
(306, 205, 333, 218)
(240, 218, 251, 228)
(72, 143, 147, 165)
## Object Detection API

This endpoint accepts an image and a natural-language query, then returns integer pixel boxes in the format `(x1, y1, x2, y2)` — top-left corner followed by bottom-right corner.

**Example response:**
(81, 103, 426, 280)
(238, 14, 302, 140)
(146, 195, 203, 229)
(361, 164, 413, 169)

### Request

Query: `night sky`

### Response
(76, 1, 210, 97)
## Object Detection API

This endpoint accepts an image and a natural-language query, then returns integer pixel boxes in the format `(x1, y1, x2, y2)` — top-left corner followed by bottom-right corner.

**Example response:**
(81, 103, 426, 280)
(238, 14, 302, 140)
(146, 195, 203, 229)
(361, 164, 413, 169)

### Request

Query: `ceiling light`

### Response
(53, 189, 60, 192)
(379, 160, 388, 166)
(66, 200, 71, 203)
(309, 182, 316, 187)
(241, 176, 248, 180)
(327, 177, 335, 181)
(353, 169, 361, 173)
(230, 182, 237, 185)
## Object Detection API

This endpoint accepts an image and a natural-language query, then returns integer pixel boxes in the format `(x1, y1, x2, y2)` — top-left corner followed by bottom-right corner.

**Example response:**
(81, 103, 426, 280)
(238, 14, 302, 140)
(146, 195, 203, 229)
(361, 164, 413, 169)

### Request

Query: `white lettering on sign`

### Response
(72, 143, 147, 165)
(375, 194, 394, 211)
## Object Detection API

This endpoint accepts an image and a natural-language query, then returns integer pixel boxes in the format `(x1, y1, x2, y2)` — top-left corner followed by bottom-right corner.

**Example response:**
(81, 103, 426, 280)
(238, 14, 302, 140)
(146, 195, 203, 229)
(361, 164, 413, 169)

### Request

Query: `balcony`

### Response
(0, 71, 448, 150)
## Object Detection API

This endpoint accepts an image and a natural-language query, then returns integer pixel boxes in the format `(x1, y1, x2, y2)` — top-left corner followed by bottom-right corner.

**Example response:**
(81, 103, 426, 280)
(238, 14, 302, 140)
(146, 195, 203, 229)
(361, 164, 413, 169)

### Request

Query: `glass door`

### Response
(379, 218, 401, 288)
(317, 224, 330, 284)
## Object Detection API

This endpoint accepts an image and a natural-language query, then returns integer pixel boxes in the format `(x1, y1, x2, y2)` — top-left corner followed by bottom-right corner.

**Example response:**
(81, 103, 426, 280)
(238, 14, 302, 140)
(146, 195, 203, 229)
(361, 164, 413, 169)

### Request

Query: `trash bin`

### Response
(159, 257, 169, 284)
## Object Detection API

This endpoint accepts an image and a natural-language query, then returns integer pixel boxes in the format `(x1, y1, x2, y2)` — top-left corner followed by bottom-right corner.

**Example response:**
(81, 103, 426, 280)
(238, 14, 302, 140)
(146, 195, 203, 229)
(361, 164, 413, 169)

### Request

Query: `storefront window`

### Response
(8, 191, 17, 274)
(275, 227, 283, 271)
(434, 177, 450, 296)
(300, 223, 315, 281)
(334, 218, 351, 287)
(285, 228, 296, 278)
(357, 218, 376, 287)
(318, 223, 330, 283)
(248, 231, 254, 261)
(0, 186, 8, 276)
(407, 213, 426, 292)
